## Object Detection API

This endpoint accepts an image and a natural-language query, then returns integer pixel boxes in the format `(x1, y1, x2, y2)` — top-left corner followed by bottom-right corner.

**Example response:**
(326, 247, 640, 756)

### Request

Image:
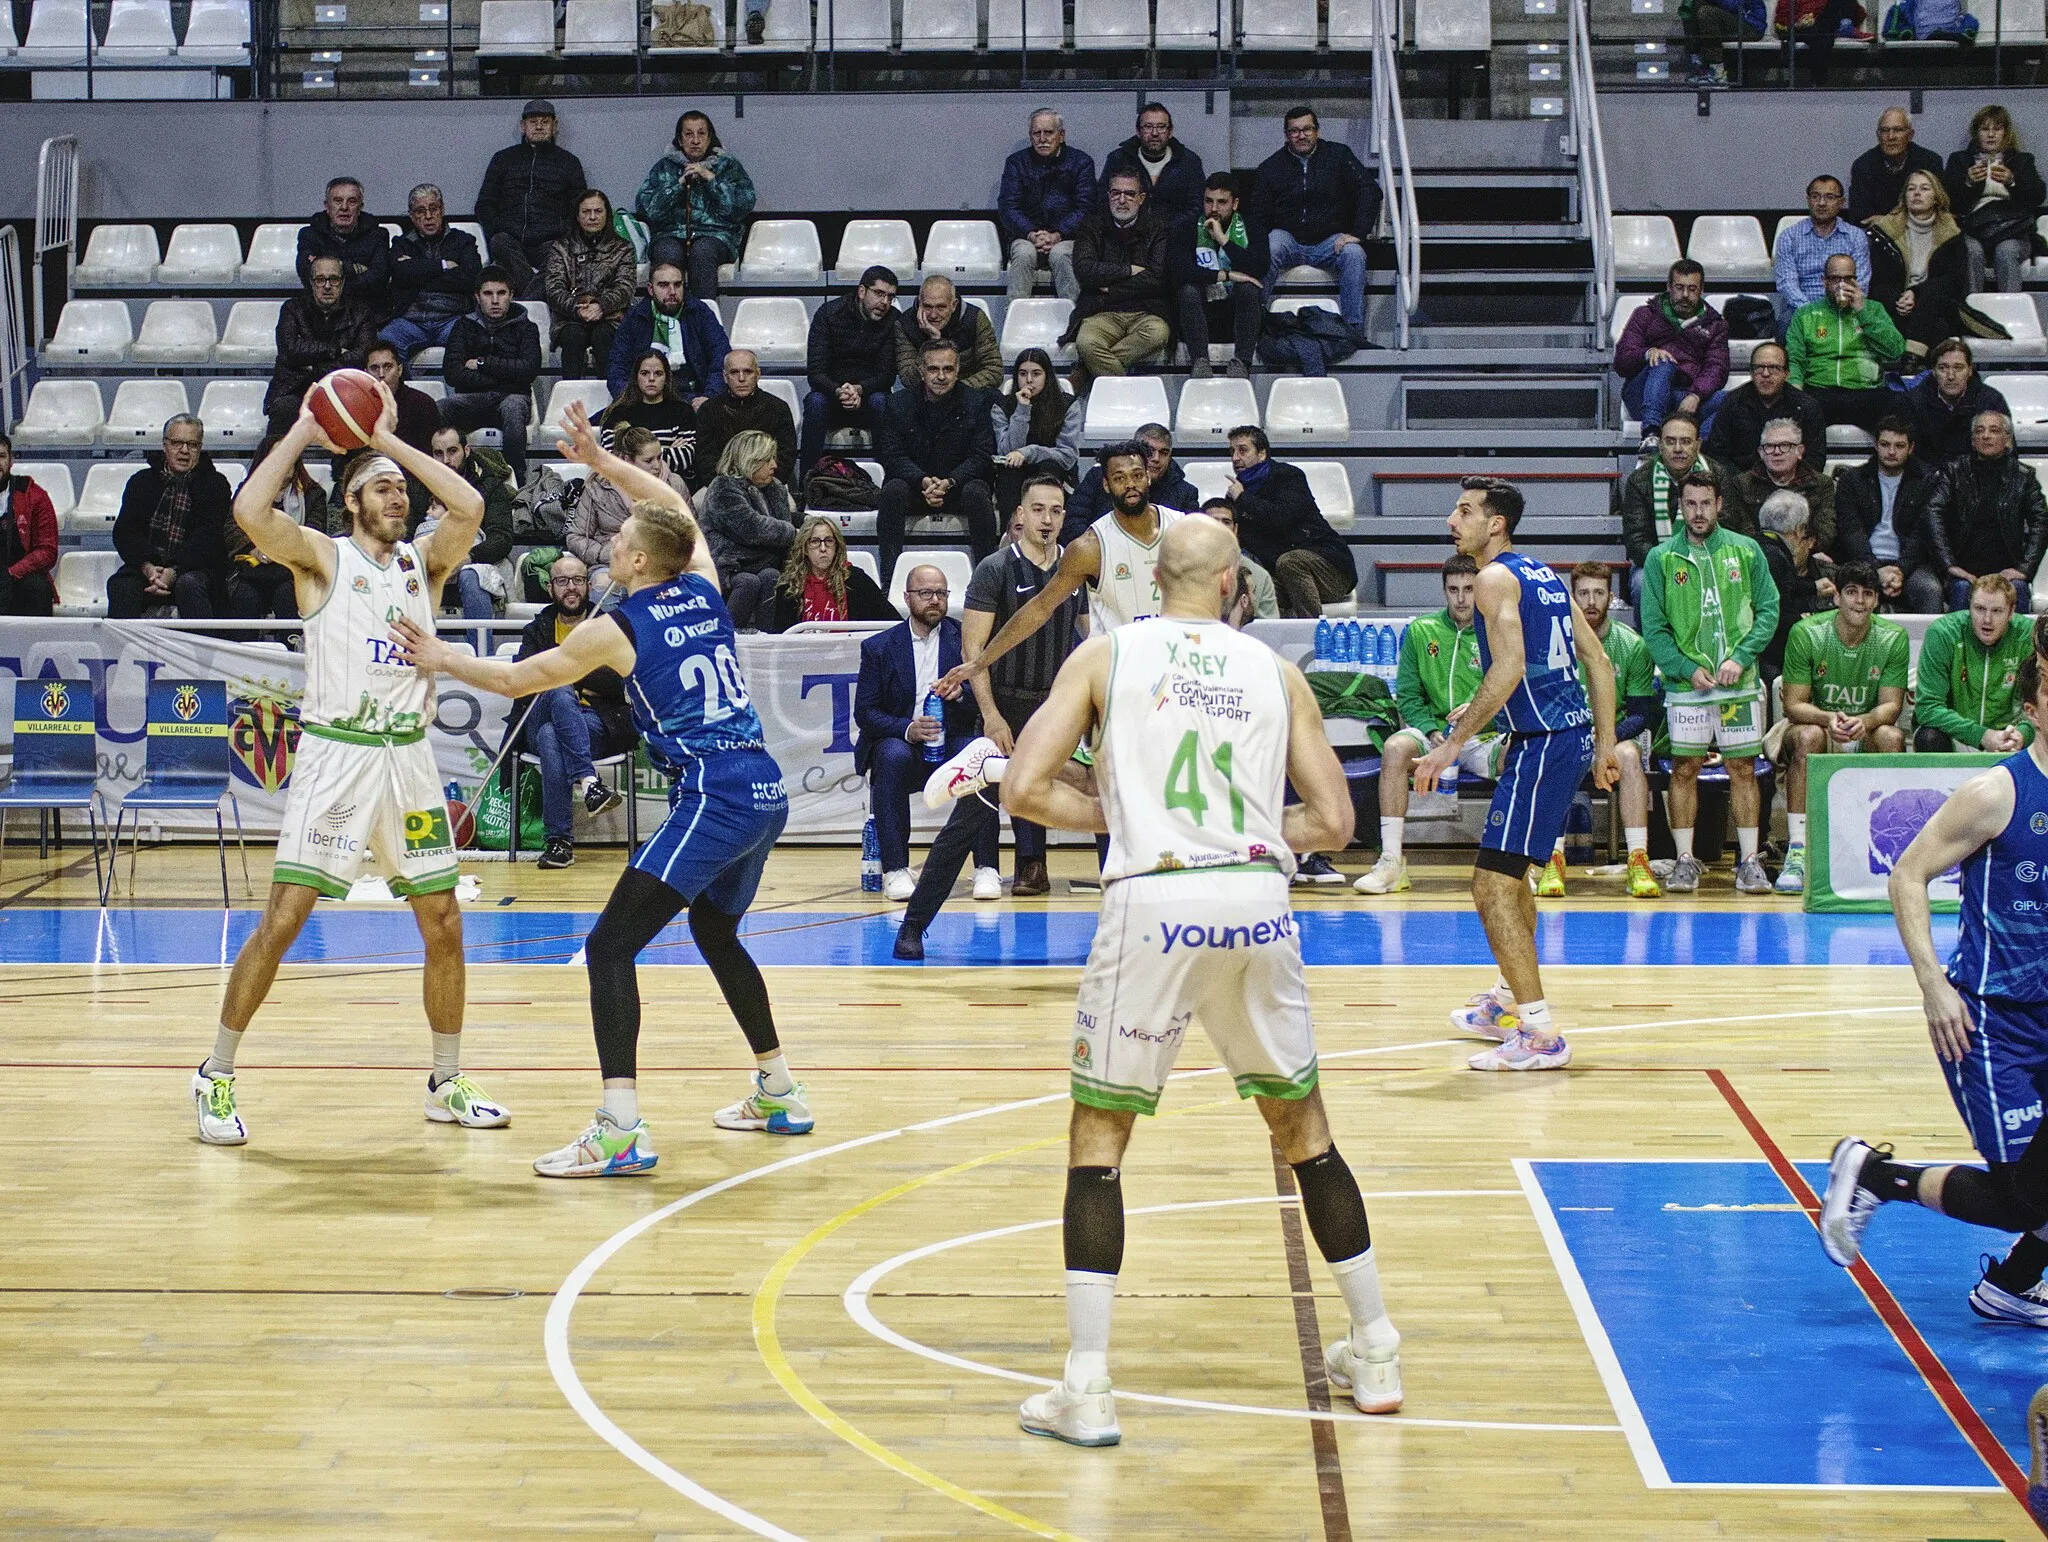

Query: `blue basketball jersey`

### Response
(1476, 549, 1593, 734)
(613, 573, 773, 777)
(1950, 749, 2048, 1002)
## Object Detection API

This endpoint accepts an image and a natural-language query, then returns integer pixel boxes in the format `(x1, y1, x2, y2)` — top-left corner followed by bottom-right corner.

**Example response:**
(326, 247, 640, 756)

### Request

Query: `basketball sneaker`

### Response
(924, 736, 1001, 809)
(1324, 1334, 1402, 1414)
(1818, 1136, 1883, 1267)
(1774, 845, 1808, 895)
(1019, 1378, 1121, 1447)
(191, 1065, 247, 1146)
(425, 1072, 511, 1128)
(1354, 853, 1409, 894)
(1535, 851, 1567, 897)
(2029, 1383, 2048, 1526)
(1971, 1257, 2048, 1326)
(533, 1109, 659, 1177)
(1665, 854, 1705, 893)
(1626, 850, 1662, 898)
(1734, 855, 1773, 895)
(1469, 1028, 1572, 1071)
(1293, 853, 1344, 885)
(713, 1070, 815, 1135)
(1451, 993, 1514, 1040)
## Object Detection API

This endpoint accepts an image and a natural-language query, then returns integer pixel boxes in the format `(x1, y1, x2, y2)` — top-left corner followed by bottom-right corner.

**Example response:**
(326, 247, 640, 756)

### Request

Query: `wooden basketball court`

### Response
(3, 842, 2038, 1540)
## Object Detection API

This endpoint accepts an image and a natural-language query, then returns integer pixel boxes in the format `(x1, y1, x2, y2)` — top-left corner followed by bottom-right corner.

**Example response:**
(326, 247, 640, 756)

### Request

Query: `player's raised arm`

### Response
(555, 402, 716, 586)
(1568, 597, 1620, 790)
(1414, 563, 1524, 793)
(390, 609, 636, 699)
(233, 406, 336, 579)
(374, 384, 484, 582)
(1890, 768, 2015, 1061)
(938, 530, 1098, 700)
(1279, 659, 1354, 855)
(1001, 635, 1111, 833)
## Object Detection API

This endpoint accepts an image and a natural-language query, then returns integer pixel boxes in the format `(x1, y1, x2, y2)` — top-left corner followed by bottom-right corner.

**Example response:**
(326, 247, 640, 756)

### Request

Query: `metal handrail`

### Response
(0, 228, 28, 432)
(33, 135, 80, 352)
(1368, 0, 1420, 348)
(1565, 0, 1614, 337)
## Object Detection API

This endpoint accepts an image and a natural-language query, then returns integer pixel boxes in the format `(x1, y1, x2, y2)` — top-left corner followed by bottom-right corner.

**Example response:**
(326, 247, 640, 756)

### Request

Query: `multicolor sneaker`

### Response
(1450, 993, 1515, 1041)
(924, 736, 1002, 810)
(1535, 851, 1567, 898)
(1818, 1136, 1883, 1267)
(533, 1109, 658, 1177)
(1971, 1258, 2048, 1326)
(1354, 853, 1410, 895)
(191, 1065, 247, 1146)
(1626, 850, 1662, 898)
(1019, 1378, 1121, 1447)
(425, 1072, 511, 1128)
(1774, 845, 1808, 895)
(1469, 1028, 1572, 1071)
(1324, 1335, 1403, 1414)
(713, 1071, 816, 1135)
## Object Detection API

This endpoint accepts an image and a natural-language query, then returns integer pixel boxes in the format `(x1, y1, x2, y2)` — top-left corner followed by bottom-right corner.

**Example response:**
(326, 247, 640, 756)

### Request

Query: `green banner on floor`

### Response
(1804, 752, 1999, 913)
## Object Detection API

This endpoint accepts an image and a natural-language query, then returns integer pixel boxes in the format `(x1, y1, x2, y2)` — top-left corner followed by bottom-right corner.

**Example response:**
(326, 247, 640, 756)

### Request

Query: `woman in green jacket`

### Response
(635, 110, 757, 303)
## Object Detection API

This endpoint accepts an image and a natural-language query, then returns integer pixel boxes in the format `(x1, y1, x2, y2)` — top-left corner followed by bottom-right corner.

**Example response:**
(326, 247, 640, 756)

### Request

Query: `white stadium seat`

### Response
(179, 0, 251, 61)
(760, 376, 803, 422)
(1610, 215, 1682, 281)
(744, 0, 813, 45)
(1155, 0, 1222, 48)
(1269, 295, 1339, 318)
(535, 379, 610, 444)
(821, 0, 892, 48)
(1240, 0, 1317, 47)
(157, 224, 242, 285)
(218, 460, 248, 494)
(46, 300, 134, 363)
(1264, 377, 1350, 442)
(1608, 293, 1651, 350)
(922, 220, 1004, 281)
(1083, 377, 1172, 443)
(70, 462, 144, 534)
(1273, 265, 1334, 289)
(728, 297, 812, 366)
(1182, 459, 1232, 505)
(131, 301, 220, 365)
(738, 220, 824, 282)
(518, 299, 552, 359)
(16, 0, 92, 62)
(55, 551, 120, 618)
(1074, 0, 1148, 45)
(196, 379, 268, 446)
(75, 224, 161, 286)
(1686, 215, 1772, 283)
(562, 0, 635, 49)
(14, 464, 77, 520)
(848, 549, 882, 587)
(1966, 293, 2047, 359)
(888, 551, 974, 618)
(413, 378, 447, 402)
(987, 0, 1063, 47)
(1327, 0, 1376, 46)
(239, 224, 300, 287)
(1415, 0, 1490, 48)
(13, 381, 106, 447)
(1174, 378, 1259, 440)
(451, 221, 487, 254)
(1298, 460, 1356, 530)
(478, 0, 555, 52)
(105, 379, 192, 445)
(999, 298, 1075, 364)
(215, 300, 283, 365)
(1989, 374, 2048, 434)
(99, 0, 175, 57)
(901, 0, 976, 48)
(834, 220, 918, 280)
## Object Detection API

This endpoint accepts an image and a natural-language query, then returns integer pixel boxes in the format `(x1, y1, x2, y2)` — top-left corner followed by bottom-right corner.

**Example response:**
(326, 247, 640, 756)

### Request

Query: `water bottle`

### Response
(1380, 623, 1399, 670)
(921, 689, 945, 764)
(861, 817, 883, 892)
(1314, 617, 1332, 662)
(1343, 619, 1363, 665)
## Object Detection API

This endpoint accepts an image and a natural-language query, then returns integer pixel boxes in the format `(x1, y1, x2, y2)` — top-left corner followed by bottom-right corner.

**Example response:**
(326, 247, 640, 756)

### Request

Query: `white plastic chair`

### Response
(1327, 0, 1376, 46)
(536, 379, 611, 444)
(1174, 378, 1260, 440)
(744, 0, 813, 45)
(218, 461, 248, 494)
(887, 550, 975, 618)
(70, 462, 145, 534)
(729, 298, 812, 366)
(1074, 0, 1148, 44)
(1082, 377, 1172, 443)
(738, 221, 824, 282)
(132, 301, 221, 364)
(238, 225, 302, 288)
(99, 0, 175, 56)
(1686, 215, 1772, 283)
(75, 225, 161, 286)
(14, 464, 76, 520)
(196, 380, 267, 445)
(215, 300, 283, 365)
(848, 549, 882, 586)
(562, 0, 636, 52)
(1414, 0, 1489, 47)
(1607, 293, 1652, 350)
(987, 0, 1063, 47)
(1155, 0, 1223, 47)
(922, 220, 1004, 281)
(834, 220, 918, 280)
(12, 381, 106, 447)
(1990, 374, 2048, 434)
(16, 0, 92, 62)
(413, 378, 447, 402)
(1181, 459, 1232, 505)
(179, 0, 250, 61)
(1610, 216, 1682, 281)
(820, 0, 893, 48)
(54, 551, 120, 618)
(1264, 377, 1350, 443)
(999, 298, 1075, 364)
(105, 380, 192, 446)
(157, 224, 242, 285)
(1240, 0, 1316, 46)
(1269, 295, 1340, 319)
(478, 0, 555, 51)
(1298, 460, 1356, 530)
(517, 299, 552, 360)
(1967, 293, 2047, 358)
(46, 300, 135, 363)
(901, 0, 976, 48)
(759, 376, 803, 422)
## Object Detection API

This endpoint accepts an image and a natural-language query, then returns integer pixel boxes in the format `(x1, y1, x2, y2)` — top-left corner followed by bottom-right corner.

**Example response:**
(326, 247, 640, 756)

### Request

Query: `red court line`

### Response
(1705, 1068, 2040, 1526)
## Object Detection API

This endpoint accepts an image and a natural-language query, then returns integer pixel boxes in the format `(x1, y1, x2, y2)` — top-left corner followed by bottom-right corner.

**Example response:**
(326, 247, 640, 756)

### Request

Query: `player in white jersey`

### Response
(190, 385, 512, 1147)
(997, 517, 1402, 1448)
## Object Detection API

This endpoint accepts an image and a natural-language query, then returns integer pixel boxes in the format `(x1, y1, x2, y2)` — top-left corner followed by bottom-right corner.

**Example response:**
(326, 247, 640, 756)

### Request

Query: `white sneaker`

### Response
(425, 1072, 511, 1127)
(1450, 994, 1514, 1041)
(1469, 1028, 1572, 1071)
(882, 868, 916, 902)
(1353, 853, 1410, 894)
(1818, 1136, 1882, 1267)
(1019, 1378, 1121, 1447)
(925, 735, 1002, 809)
(973, 866, 1003, 901)
(712, 1071, 816, 1135)
(191, 1066, 247, 1145)
(1324, 1335, 1402, 1414)
(532, 1109, 659, 1177)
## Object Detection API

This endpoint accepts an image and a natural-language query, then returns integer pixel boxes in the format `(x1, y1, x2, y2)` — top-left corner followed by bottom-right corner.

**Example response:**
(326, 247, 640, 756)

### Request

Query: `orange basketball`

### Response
(445, 798, 476, 850)
(308, 368, 383, 450)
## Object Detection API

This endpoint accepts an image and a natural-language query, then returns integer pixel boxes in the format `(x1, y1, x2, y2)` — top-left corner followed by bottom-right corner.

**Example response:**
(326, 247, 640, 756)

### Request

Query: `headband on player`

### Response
(345, 455, 404, 499)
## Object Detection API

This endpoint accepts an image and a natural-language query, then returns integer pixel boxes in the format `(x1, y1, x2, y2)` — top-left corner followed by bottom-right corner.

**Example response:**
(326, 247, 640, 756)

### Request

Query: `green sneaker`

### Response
(1774, 844, 1808, 895)
(713, 1071, 815, 1135)
(191, 1065, 247, 1145)
(425, 1071, 511, 1128)
(533, 1109, 659, 1177)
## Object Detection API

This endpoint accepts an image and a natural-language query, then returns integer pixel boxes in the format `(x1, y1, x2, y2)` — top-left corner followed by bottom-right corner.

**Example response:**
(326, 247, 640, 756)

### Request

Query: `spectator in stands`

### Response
(1066, 170, 1171, 390)
(877, 338, 998, 582)
(1927, 408, 2047, 613)
(1867, 171, 1983, 364)
(296, 175, 388, 313)
(893, 275, 1003, 395)
(599, 350, 698, 477)
(1913, 573, 2036, 751)
(1000, 108, 1095, 303)
(1613, 259, 1730, 449)
(1173, 171, 1269, 381)
(855, 563, 995, 901)
(1786, 253, 1906, 433)
(1060, 421, 1199, 541)
(1705, 341, 1827, 474)
(1198, 498, 1280, 621)
(760, 516, 897, 632)
(1905, 336, 2010, 467)
(1225, 425, 1355, 617)
(380, 184, 483, 361)
(1102, 102, 1207, 226)
(509, 552, 637, 870)
(440, 267, 543, 484)
(1943, 104, 2045, 295)
(1755, 490, 1835, 681)
(225, 432, 329, 623)
(700, 430, 799, 630)
(544, 190, 637, 380)
(1774, 175, 1870, 333)
(1729, 416, 1837, 552)
(107, 414, 231, 620)
(1834, 414, 1943, 611)
(803, 264, 899, 475)
(364, 342, 441, 453)
(635, 110, 756, 301)
(608, 260, 731, 405)
(1248, 107, 1382, 344)
(1680, 0, 1761, 87)
(567, 426, 686, 596)
(474, 99, 587, 300)
(1568, 561, 1664, 898)
(412, 424, 516, 624)
(1619, 412, 1729, 588)
(0, 435, 58, 617)
(692, 350, 796, 494)
(1851, 106, 1944, 224)
(265, 255, 377, 436)
(993, 348, 1081, 518)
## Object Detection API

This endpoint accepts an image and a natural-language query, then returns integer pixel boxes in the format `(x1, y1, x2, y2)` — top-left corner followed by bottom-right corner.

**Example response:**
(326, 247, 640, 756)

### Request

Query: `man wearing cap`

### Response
(474, 100, 589, 300)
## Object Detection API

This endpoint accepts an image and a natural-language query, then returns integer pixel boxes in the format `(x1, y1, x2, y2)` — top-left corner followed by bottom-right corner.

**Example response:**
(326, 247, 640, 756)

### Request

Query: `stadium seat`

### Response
(478, 0, 555, 52)
(729, 298, 812, 366)
(1073, 0, 1147, 44)
(215, 300, 283, 365)
(1611, 216, 1682, 281)
(1272, 265, 1334, 289)
(75, 225, 161, 286)
(132, 301, 220, 365)
(743, 0, 813, 45)
(105, 380, 192, 446)
(1181, 459, 1231, 505)
(239, 224, 300, 287)
(848, 549, 882, 587)
(1686, 215, 1772, 283)
(888, 550, 974, 618)
(1264, 377, 1350, 443)
(178, 0, 250, 61)
(518, 299, 552, 359)
(195, 380, 266, 445)
(1240, 0, 1317, 47)
(99, 0, 175, 57)
(15, 0, 91, 61)
(562, 0, 635, 51)
(1298, 460, 1355, 530)
(1414, 0, 1489, 46)
(413, 378, 447, 402)
(1155, 0, 1223, 48)
(535, 379, 610, 444)
(218, 461, 248, 494)
(922, 220, 1004, 281)
(1966, 293, 2046, 358)
(1990, 374, 2048, 434)
(54, 551, 119, 618)
(1083, 377, 1172, 443)
(738, 221, 824, 283)
(1608, 293, 1651, 349)
(1327, 0, 1376, 46)
(46, 300, 135, 364)
(987, 0, 1063, 48)
(820, 0, 892, 48)
(999, 298, 1075, 364)
(70, 462, 144, 534)
(833, 220, 918, 281)
(1174, 378, 1259, 441)
(13, 381, 106, 447)
(760, 376, 803, 422)
(901, 0, 977, 48)
(157, 224, 242, 285)
(14, 464, 76, 520)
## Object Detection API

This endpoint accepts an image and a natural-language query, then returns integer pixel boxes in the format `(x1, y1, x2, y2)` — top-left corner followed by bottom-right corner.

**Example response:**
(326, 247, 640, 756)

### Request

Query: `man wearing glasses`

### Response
(107, 414, 235, 619)
(1067, 171, 1171, 392)
(508, 553, 636, 870)
(1706, 340, 1828, 478)
(266, 256, 378, 437)
(379, 183, 484, 362)
(1246, 107, 1381, 345)
(1772, 175, 1870, 335)
(1729, 416, 1839, 557)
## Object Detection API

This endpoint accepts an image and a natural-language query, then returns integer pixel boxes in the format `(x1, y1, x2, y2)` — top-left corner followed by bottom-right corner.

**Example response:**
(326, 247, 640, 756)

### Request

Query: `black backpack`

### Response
(1722, 295, 1777, 341)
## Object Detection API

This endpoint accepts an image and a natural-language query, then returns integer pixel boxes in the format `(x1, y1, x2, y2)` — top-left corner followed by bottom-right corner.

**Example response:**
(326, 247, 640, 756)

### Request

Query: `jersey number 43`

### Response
(1546, 616, 1574, 671)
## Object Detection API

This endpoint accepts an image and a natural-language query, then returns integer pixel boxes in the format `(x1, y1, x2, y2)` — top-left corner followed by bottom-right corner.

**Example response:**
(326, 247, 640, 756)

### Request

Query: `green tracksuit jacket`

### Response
(1914, 609, 2038, 747)
(1638, 523, 1780, 695)
(1394, 607, 1482, 736)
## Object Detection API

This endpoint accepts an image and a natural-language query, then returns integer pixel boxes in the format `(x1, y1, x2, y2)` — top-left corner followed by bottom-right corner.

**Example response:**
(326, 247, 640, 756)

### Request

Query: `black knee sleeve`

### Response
(1063, 1166, 1125, 1275)
(689, 895, 781, 1057)
(585, 868, 687, 1080)
(1292, 1146, 1372, 1264)
(1937, 1162, 2040, 1231)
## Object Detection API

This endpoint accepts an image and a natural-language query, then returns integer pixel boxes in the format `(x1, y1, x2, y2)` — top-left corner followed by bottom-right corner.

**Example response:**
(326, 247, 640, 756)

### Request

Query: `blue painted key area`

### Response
(1530, 1160, 2023, 1489)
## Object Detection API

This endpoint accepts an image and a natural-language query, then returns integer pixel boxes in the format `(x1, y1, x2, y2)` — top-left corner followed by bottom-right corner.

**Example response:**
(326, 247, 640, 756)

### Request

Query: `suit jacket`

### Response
(853, 618, 978, 774)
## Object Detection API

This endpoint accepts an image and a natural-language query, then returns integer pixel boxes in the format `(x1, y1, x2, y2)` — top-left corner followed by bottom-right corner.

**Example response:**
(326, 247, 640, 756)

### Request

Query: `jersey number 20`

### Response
(679, 643, 750, 724)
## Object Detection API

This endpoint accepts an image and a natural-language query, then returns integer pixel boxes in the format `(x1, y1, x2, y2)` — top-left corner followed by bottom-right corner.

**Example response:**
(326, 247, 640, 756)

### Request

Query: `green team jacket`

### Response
(1394, 607, 1483, 736)
(1785, 298, 1905, 391)
(1638, 523, 1780, 695)
(1914, 609, 2038, 747)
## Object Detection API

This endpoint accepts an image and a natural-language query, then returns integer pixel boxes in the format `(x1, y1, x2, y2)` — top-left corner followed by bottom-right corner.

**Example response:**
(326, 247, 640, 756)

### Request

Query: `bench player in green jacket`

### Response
(1554, 561, 1666, 899)
(1914, 575, 2036, 755)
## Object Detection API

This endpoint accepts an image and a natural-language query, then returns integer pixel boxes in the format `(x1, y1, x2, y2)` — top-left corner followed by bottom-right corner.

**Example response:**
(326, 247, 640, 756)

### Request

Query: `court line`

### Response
(1268, 1142, 1353, 1542)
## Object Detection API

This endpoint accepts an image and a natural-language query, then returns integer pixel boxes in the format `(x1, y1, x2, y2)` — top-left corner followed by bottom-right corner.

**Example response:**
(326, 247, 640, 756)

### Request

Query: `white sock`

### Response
(982, 755, 1008, 784)
(1518, 998, 1555, 1042)
(1625, 825, 1648, 856)
(1379, 816, 1403, 862)
(1672, 827, 1695, 861)
(430, 1030, 460, 1086)
(1329, 1248, 1399, 1353)
(1787, 813, 1807, 846)
(1492, 972, 1514, 1004)
(1552, 837, 1567, 859)
(1064, 1270, 1116, 1390)
(757, 1052, 794, 1096)
(1737, 826, 1759, 861)
(202, 1023, 243, 1079)
(602, 1084, 639, 1126)
(576, 774, 597, 794)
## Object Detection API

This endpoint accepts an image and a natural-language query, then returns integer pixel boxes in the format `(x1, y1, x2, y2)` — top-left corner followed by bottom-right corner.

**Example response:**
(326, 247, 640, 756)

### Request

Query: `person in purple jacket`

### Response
(1613, 259, 1731, 451)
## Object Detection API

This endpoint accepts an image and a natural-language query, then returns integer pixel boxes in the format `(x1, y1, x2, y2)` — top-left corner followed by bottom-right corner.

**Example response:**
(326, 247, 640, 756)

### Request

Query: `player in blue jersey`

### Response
(1411, 478, 1618, 1072)
(1820, 649, 2048, 1323)
(392, 404, 813, 1179)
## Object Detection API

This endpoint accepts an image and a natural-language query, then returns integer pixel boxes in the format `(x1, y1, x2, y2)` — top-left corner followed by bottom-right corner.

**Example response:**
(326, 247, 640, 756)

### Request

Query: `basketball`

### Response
(445, 797, 476, 849)
(307, 368, 383, 450)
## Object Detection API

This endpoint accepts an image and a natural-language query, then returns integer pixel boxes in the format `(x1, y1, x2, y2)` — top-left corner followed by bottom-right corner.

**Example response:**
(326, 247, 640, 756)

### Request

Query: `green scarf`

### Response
(1198, 212, 1248, 274)
(652, 307, 684, 359)
(1648, 453, 1706, 541)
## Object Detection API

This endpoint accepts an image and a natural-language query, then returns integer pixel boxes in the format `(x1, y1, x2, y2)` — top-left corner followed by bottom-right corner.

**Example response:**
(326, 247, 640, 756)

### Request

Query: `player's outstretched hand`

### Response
(1923, 978, 1976, 1063)
(555, 401, 602, 467)
(1590, 742, 1620, 792)
(1411, 740, 1454, 796)
(371, 378, 398, 443)
(297, 393, 346, 456)
(934, 661, 976, 700)
(388, 614, 455, 675)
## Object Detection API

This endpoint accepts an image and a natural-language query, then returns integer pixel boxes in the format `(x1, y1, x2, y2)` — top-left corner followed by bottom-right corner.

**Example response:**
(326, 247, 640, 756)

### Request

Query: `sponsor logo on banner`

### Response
(230, 693, 303, 792)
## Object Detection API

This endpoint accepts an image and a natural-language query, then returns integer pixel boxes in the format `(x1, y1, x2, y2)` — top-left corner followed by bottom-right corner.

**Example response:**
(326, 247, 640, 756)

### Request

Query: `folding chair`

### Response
(0, 677, 108, 900)
(109, 679, 249, 907)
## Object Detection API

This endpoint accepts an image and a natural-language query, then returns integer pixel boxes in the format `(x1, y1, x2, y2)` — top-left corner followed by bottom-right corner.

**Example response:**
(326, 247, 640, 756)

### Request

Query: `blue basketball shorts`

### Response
(1942, 987, 2048, 1165)
(1479, 726, 1595, 873)
(630, 752, 789, 915)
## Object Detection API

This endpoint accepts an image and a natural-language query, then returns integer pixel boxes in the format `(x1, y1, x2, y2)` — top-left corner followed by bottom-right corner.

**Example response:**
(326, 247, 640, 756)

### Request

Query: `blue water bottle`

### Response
(921, 689, 945, 764)
(1344, 620, 1363, 664)
(1314, 617, 1332, 662)
(1378, 623, 1397, 670)
(861, 817, 883, 892)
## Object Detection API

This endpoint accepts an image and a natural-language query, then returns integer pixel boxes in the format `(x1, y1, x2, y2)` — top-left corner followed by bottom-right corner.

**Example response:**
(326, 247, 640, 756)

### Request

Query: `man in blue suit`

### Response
(854, 562, 997, 901)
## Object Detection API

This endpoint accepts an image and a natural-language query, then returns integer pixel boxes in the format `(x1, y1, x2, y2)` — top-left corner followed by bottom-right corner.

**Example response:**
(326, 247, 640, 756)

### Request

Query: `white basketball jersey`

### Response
(1096, 616, 1294, 883)
(300, 535, 438, 738)
(1087, 505, 1186, 634)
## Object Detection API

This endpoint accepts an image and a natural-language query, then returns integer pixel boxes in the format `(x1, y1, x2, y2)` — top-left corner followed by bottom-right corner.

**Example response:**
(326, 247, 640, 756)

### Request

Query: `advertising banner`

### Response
(1805, 752, 2000, 912)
